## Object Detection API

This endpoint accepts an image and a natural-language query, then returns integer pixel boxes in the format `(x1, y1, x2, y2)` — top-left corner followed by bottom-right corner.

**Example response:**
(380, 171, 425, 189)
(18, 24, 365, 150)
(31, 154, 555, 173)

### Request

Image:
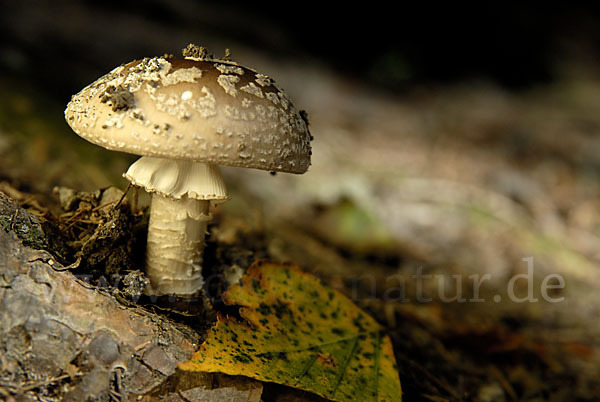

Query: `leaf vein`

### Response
(295, 349, 320, 382)
(330, 335, 359, 398)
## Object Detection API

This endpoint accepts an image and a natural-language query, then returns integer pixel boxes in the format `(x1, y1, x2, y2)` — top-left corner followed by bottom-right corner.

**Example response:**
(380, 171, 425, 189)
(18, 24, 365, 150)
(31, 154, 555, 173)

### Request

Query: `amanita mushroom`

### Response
(64, 45, 312, 296)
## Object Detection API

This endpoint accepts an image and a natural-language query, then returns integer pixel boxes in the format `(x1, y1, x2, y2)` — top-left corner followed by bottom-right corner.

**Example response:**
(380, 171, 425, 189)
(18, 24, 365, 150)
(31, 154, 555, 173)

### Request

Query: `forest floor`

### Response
(1, 49, 600, 401)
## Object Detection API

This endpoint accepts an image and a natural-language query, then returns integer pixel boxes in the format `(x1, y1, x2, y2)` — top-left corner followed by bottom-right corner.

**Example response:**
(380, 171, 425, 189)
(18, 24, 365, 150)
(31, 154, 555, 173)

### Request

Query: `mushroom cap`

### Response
(65, 56, 312, 174)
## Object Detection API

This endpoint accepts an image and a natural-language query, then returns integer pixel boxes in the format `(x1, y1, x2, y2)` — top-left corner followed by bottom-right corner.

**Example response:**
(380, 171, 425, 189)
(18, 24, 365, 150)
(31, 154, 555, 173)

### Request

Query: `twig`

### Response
(112, 183, 132, 211)
(64, 216, 86, 230)
(131, 187, 138, 215)
(92, 201, 117, 212)
(1, 374, 72, 393)
(52, 256, 81, 271)
(109, 389, 121, 402)
(63, 208, 86, 224)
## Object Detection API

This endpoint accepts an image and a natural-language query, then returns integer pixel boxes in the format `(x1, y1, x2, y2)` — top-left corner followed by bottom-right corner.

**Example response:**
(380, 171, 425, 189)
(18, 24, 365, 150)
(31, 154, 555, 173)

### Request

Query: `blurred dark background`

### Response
(1, 1, 600, 102)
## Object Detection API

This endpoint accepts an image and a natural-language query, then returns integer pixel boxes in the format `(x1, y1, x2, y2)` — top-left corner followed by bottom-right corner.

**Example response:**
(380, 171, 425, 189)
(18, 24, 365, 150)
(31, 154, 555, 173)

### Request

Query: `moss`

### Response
(0, 193, 48, 250)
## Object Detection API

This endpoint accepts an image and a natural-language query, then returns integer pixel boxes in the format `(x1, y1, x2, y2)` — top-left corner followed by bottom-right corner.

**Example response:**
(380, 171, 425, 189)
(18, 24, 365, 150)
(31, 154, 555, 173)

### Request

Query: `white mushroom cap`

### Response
(64, 54, 312, 174)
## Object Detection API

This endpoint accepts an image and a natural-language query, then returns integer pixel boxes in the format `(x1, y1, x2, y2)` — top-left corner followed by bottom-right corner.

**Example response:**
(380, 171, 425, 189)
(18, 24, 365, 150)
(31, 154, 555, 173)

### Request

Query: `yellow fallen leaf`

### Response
(179, 261, 402, 401)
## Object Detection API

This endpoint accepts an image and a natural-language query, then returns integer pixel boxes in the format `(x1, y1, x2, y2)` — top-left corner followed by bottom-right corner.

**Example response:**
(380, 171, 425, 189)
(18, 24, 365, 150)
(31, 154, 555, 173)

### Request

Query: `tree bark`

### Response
(0, 192, 201, 400)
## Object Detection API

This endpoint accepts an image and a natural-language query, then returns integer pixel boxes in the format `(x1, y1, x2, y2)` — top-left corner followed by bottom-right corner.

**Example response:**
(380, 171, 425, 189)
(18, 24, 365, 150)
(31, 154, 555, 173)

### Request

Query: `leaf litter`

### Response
(179, 261, 402, 402)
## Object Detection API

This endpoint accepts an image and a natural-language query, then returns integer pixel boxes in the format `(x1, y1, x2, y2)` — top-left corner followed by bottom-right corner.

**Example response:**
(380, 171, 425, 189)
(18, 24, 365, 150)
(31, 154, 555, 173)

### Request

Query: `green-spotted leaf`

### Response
(179, 261, 402, 401)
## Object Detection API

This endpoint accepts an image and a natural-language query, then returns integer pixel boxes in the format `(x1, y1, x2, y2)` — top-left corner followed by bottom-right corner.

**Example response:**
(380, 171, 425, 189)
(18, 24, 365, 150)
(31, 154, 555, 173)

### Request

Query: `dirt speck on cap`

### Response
(182, 44, 213, 60)
(100, 85, 135, 112)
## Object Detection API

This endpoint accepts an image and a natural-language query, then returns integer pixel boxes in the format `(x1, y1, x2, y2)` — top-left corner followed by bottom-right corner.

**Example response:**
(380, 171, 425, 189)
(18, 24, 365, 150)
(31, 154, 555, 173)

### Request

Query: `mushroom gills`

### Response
(124, 156, 229, 201)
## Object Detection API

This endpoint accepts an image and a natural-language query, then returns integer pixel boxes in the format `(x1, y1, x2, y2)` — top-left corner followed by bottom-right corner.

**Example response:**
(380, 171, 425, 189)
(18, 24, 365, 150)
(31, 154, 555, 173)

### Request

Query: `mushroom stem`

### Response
(123, 156, 229, 296)
(145, 193, 210, 296)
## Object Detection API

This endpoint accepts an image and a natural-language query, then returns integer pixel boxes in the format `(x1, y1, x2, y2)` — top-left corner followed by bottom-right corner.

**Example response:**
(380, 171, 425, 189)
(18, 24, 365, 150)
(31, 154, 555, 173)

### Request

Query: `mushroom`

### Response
(64, 45, 312, 296)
